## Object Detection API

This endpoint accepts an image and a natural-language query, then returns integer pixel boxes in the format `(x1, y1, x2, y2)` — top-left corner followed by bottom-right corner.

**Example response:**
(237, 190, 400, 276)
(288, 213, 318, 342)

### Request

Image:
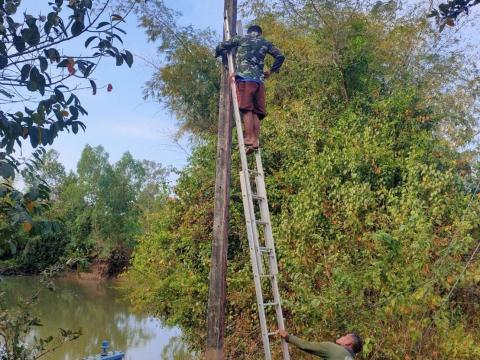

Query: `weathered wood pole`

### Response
(206, 1, 237, 359)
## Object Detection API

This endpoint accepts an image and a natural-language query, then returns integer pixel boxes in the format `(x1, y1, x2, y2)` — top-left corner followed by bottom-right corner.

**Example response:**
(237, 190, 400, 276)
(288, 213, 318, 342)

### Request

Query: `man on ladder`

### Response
(216, 24, 285, 154)
(216, 17, 290, 360)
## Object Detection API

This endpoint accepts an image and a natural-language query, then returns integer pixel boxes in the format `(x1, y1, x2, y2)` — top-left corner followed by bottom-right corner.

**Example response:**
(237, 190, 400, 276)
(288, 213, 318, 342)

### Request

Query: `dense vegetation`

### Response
(0, 0, 138, 275)
(125, 0, 480, 359)
(1, 146, 169, 275)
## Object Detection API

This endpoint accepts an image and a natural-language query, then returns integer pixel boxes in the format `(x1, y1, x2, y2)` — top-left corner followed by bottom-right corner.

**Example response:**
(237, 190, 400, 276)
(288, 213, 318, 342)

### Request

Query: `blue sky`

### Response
(19, 0, 226, 179)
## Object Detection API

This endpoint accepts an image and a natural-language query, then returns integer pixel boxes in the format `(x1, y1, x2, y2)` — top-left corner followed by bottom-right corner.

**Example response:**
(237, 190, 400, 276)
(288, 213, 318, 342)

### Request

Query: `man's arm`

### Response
(267, 42, 285, 73)
(286, 335, 332, 357)
(215, 36, 241, 58)
(277, 330, 331, 357)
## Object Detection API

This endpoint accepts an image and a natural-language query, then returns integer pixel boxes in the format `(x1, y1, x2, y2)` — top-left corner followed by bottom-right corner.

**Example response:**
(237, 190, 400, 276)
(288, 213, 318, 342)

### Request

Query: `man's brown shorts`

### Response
(236, 81, 266, 119)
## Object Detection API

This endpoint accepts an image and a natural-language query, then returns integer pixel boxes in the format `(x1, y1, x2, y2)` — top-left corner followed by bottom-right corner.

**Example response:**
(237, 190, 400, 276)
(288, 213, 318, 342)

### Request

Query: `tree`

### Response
(23, 149, 66, 197)
(120, 0, 220, 136)
(0, 0, 135, 234)
(43, 145, 170, 276)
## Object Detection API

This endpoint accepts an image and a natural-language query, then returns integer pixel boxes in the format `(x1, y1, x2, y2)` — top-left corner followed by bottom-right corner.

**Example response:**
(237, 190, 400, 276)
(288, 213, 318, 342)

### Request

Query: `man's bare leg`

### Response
(242, 111, 254, 146)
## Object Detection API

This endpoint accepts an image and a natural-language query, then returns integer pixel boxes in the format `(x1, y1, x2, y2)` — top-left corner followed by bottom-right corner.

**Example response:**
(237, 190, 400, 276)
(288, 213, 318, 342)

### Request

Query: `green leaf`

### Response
(38, 56, 48, 72)
(123, 50, 133, 68)
(0, 89, 14, 99)
(45, 48, 60, 63)
(5, 2, 17, 15)
(116, 54, 123, 66)
(72, 122, 79, 134)
(27, 80, 38, 92)
(0, 41, 6, 55)
(57, 59, 69, 67)
(96, 21, 110, 29)
(25, 16, 37, 28)
(13, 36, 26, 52)
(89, 79, 97, 95)
(111, 14, 124, 22)
(9, 242, 17, 255)
(69, 106, 79, 120)
(29, 126, 39, 147)
(438, 3, 450, 14)
(71, 20, 85, 36)
(47, 12, 59, 26)
(30, 66, 40, 81)
(21, 64, 32, 81)
(0, 161, 15, 179)
(0, 55, 8, 69)
(37, 74, 46, 96)
(44, 21, 53, 34)
(84, 35, 97, 48)
(21, 27, 38, 45)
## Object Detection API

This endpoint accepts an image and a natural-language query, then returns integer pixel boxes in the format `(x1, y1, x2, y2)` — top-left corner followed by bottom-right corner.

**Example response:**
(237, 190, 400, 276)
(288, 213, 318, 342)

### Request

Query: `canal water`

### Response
(1, 276, 191, 360)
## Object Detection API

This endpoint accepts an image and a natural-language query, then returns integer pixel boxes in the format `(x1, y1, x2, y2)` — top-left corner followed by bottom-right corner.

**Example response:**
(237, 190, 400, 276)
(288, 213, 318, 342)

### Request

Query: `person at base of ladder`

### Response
(215, 24, 285, 155)
(277, 330, 363, 359)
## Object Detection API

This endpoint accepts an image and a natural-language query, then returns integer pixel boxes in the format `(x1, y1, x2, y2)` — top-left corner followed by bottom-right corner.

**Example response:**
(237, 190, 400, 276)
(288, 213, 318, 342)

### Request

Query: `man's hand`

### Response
(277, 329, 289, 339)
(263, 70, 271, 79)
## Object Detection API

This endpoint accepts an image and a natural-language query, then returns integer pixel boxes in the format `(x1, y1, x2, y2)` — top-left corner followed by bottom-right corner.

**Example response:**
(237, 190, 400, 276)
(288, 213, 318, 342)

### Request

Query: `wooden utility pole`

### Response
(206, 1, 237, 359)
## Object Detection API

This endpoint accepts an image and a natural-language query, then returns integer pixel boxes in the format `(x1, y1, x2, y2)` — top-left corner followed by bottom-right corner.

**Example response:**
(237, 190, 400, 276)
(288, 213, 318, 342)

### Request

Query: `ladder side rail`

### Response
(255, 151, 278, 272)
(255, 152, 291, 360)
(240, 172, 272, 360)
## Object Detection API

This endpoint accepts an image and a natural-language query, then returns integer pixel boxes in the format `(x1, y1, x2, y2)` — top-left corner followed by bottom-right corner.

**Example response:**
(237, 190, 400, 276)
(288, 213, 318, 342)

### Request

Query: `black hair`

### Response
(350, 332, 363, 354)
(247, 25, 263, 34)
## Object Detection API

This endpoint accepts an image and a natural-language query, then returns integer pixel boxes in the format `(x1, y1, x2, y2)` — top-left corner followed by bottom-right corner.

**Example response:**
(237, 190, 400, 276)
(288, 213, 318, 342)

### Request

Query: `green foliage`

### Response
(146, 34, 220, 136)
(49, 145, 170, 275)
(0, 0, 133, 152)
(129, 0, 220, 136)
(0, 0, 136, 257)
(19, 220, 68, 273)
(0, 145, 169, 276)
(126, 1, 480, 359)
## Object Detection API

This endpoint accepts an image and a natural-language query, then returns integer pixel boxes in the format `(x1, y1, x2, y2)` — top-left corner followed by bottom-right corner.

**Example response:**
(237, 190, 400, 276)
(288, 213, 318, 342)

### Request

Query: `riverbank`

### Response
(0, 259, 126, 279)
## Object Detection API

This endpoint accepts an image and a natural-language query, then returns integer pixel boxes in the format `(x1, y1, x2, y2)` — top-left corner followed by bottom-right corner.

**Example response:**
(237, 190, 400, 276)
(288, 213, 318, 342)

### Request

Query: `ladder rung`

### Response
(263, 302, 279, 307)
(259, 246, 273, 253)
(267, 332, 277, 337)
(256, 220, 269, 226)
(252, 194, 265, 201)
(260, 274, 275, 278)
(247, 169, 263, 176)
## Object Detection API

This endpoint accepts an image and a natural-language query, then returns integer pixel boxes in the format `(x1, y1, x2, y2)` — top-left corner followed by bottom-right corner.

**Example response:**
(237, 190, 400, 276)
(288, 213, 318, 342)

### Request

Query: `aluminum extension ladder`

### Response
(224, 16, 290, 360)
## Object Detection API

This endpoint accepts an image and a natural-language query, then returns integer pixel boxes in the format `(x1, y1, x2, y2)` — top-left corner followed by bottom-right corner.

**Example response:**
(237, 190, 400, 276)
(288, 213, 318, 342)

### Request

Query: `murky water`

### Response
(1, 276, 191, 360)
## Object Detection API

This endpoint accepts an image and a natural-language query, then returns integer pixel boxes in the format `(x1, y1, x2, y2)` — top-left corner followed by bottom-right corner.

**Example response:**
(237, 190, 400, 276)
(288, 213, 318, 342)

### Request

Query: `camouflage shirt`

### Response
(216, 32, 285, 82)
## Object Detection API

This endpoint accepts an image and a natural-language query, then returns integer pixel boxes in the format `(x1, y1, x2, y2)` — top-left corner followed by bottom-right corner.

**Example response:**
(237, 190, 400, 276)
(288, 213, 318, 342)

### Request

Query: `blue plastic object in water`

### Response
(82, 340, 125, 360)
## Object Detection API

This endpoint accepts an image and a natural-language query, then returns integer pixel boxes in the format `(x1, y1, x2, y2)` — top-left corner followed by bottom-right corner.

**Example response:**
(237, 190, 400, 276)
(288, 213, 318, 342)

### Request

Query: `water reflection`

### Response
(1, 276, 183, 360)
